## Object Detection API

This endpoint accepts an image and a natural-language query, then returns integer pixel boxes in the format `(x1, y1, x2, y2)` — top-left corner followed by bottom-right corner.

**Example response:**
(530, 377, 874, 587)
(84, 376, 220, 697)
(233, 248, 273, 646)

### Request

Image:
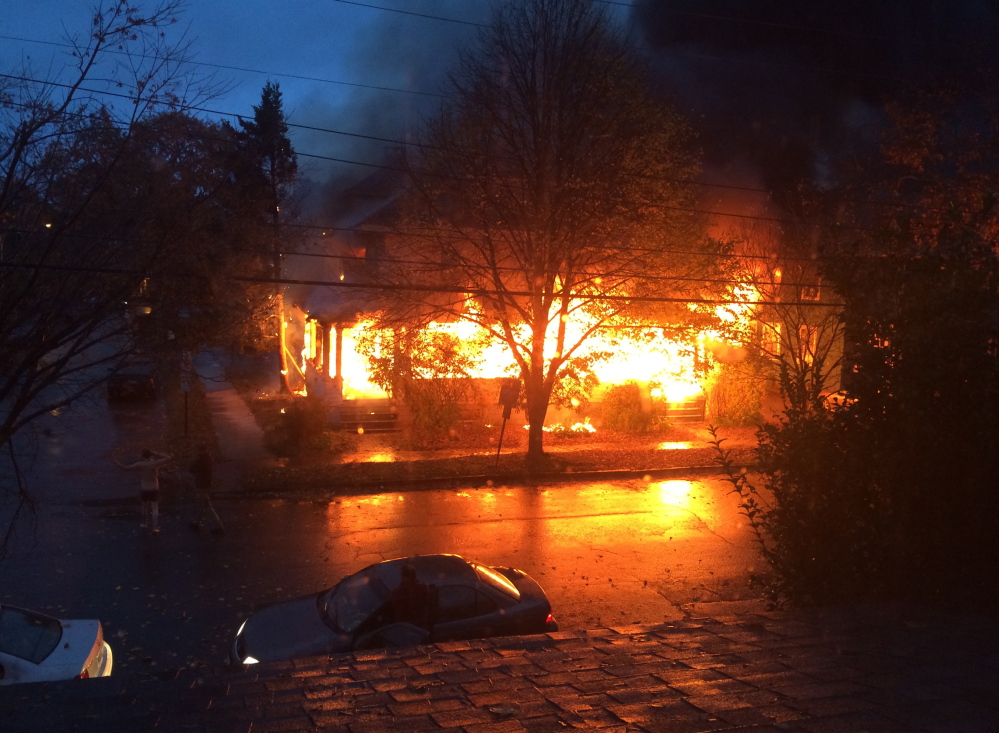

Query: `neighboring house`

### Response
(753, 259, 845, 415)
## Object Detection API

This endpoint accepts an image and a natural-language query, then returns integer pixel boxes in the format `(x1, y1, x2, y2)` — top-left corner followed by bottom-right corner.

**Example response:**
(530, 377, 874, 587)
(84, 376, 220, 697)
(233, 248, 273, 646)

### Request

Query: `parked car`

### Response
(107, 358, 156, 401)
(231, 554, 558, 664)
(0, 604, 113, 685)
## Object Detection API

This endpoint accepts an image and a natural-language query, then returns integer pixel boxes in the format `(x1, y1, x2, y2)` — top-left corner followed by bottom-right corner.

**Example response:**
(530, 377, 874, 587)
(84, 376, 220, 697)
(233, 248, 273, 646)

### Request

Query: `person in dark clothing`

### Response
(189, 444, 224, 533)
(388, 564, 431, 628)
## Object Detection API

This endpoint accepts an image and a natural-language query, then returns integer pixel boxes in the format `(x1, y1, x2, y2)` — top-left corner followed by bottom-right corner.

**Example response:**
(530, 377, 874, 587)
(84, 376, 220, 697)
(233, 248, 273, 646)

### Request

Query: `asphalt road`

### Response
(0, 391, 765, 679)
(0, 474, 763, 679)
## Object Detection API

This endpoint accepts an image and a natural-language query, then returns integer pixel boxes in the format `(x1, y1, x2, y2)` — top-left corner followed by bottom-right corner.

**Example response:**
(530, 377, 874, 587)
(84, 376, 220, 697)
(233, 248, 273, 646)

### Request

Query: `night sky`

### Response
(5, 0, 999, 212)
(2, 0, 490, 193)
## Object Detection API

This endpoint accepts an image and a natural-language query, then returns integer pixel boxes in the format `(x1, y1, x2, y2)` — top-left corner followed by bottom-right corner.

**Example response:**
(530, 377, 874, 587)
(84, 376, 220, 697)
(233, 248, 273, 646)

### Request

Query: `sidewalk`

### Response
(191, 350, 275, 492)
(2, 604, 997, 732)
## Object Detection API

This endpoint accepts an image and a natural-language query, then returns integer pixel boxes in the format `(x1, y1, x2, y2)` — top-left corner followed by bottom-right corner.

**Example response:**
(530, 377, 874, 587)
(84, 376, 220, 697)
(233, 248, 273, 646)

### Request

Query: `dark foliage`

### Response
(715, 94, 999, 610)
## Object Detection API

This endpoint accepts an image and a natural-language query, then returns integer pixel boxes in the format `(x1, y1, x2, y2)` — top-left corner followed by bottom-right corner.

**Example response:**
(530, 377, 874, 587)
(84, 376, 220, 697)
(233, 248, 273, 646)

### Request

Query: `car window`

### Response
(436, 586, 501, 623)
(476, 591, 498, 615)
(470, 563, 521, 600)
(326, 572, 389, 633)
(0, 606, 62, 663)
(436, 585, 477, 623)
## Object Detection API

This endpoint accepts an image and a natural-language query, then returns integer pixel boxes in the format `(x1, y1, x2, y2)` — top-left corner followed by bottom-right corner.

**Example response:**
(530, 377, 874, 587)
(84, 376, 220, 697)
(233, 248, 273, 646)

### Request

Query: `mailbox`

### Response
(498, 378, 521, 419)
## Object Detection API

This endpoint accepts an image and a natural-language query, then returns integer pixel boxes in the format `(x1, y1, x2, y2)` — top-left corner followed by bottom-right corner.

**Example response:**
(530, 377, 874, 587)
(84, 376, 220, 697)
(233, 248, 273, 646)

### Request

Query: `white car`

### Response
(0, 604, 113, 685)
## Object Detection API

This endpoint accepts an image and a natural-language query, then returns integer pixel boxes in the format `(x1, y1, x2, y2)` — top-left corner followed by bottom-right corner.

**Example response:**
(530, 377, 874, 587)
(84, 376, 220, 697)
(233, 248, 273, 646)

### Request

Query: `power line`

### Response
(0, 259, 843, 308)
(0, 72, 431, 152)
(271, 247, 823, 290)
(0, 34, 445, 100)
(1, 74, 932, 237)
(0, 222, 841, 267)
(2, 75, 783, 201)
(328, 0, 922, 85)
(329, 0, 489, 28)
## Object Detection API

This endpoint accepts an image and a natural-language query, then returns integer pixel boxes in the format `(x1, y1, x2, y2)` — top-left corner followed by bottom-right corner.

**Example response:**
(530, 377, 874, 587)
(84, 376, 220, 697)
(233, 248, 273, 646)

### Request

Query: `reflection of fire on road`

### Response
(658, 480, 695, 508)
(656, 480, 722, 531)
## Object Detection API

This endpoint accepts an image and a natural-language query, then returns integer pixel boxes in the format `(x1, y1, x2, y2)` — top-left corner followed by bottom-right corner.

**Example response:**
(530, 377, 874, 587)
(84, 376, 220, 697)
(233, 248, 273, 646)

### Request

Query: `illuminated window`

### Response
(799, 282, 820, 301)
(760, 322, 781, 356)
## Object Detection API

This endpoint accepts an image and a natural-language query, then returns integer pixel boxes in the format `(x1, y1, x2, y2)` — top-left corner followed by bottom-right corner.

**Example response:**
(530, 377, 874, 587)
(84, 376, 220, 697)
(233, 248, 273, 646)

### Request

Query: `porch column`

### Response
(320, 320, 332, 376)
(332, 323, 344, 400)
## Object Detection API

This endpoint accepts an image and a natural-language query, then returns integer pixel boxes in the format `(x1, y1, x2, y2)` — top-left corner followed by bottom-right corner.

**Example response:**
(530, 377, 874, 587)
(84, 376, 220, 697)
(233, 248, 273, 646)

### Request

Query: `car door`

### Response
(0, 651, 32, 685)
(432, 584, 509, 641)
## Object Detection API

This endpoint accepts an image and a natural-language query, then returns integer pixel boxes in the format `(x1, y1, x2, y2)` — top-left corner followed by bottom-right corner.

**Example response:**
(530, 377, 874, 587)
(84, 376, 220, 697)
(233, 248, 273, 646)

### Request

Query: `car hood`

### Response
(242, 594, 349, 663)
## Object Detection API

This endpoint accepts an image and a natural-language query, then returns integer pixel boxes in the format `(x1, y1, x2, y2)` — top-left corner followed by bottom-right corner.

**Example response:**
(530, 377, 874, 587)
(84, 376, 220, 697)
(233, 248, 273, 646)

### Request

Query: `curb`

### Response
(217, 463, 755, 499)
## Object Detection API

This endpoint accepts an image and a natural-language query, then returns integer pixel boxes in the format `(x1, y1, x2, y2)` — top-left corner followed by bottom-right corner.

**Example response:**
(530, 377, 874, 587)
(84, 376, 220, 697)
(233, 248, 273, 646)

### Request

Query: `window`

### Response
(436, 585, 477, 623)
(436, 586, 500, 623)
(760, 322, 782, 356)
(475, 591, 498, 615)
(326, 572, 389, 633)
(0, 607, 62, 663)
(799, 283, 821, 301)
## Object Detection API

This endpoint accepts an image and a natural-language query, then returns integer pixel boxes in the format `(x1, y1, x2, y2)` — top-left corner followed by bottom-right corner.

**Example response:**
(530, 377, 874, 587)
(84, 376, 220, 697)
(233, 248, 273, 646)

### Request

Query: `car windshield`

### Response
(471, 563, 521, 600)
(0, 606, 62, 663)
(322, 571, 389, 633)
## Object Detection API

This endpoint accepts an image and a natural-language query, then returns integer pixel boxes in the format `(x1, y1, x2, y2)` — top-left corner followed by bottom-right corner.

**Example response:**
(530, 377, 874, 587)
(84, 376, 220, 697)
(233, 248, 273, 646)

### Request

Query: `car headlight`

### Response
(243, 656, 259, 665)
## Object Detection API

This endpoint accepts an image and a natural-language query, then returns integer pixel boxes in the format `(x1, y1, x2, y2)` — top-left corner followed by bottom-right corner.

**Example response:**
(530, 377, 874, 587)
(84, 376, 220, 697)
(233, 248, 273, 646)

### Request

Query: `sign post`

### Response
(495, 378, 521, 467)
(180, 351, 192, 436)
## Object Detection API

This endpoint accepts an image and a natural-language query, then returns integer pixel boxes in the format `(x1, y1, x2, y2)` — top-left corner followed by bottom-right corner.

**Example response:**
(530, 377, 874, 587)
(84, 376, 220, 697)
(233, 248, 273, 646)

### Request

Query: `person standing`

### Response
(189, 444, 224, 534)
(116, 448, 171, 533)
(388, 564, 432, 629)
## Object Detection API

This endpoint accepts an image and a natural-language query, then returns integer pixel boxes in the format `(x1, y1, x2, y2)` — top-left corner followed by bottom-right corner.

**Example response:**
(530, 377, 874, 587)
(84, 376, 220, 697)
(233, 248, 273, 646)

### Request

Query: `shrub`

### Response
(600, 382, 656, 433)
(705, 358, 770, 427)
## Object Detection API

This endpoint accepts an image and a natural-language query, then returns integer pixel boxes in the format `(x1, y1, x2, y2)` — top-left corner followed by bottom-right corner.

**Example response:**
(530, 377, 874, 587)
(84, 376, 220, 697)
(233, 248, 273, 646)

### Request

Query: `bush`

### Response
(600, 382, 657, 433)
(263, 395, 354, 459)
(705, 359, 770, 427)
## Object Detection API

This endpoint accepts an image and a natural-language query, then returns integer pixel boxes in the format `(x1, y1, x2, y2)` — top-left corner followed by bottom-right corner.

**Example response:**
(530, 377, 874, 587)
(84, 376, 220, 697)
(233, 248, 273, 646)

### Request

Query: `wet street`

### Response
(0, 475, 763, 678)
(0, 388, 764, 679)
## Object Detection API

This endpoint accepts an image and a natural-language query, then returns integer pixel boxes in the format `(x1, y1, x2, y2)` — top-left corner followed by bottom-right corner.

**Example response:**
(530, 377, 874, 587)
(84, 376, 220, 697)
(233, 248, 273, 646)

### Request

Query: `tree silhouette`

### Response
(239, 82, 299, 393)
(392, 0, 726, 464)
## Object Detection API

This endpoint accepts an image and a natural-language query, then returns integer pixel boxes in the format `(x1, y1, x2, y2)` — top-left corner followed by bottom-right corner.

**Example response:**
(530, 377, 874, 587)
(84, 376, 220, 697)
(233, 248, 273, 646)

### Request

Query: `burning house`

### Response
(279, 164, 839, 437)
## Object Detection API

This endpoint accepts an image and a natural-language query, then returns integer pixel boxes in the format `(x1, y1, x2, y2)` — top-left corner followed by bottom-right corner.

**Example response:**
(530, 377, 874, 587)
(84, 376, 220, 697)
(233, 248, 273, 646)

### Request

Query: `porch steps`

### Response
(663, 395, 705, 423)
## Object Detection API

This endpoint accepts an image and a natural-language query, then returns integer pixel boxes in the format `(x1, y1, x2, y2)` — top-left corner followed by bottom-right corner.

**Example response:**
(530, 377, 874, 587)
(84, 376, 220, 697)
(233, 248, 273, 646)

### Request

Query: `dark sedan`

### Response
(107, 358, 156, 401)
(231, 554, 557, 664)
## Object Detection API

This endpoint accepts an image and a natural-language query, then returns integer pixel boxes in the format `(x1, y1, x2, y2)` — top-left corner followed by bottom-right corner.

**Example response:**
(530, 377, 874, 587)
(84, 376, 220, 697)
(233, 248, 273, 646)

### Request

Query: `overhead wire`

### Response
(0, 34, 447, 100)
(0, 259, 843, 308)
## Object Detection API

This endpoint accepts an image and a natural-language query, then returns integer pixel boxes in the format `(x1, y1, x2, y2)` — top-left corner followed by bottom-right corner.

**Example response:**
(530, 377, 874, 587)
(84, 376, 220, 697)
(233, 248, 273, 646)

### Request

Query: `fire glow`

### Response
(303, 286, 760, 407)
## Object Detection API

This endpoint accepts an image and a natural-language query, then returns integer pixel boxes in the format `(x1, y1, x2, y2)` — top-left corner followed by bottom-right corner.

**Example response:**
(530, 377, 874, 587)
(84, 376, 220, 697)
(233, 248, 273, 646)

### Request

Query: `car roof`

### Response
(369, 554, 476, 586)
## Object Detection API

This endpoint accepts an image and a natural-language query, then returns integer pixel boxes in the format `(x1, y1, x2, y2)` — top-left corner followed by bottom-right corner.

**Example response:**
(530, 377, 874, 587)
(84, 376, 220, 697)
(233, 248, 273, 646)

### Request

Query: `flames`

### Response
(301, 283, 761, 409)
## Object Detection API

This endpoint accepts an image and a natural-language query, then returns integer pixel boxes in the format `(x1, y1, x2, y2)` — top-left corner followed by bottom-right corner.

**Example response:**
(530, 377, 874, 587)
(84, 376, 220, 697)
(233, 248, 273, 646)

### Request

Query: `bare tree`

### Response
(732, 222, 846, 416)
(390, 0, 727, 465)
(0, 1, 220, 553)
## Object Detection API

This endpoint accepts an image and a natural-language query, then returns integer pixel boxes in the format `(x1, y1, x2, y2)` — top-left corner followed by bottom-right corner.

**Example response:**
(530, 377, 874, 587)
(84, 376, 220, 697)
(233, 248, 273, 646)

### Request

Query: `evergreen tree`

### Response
(239, 82, 298, 392)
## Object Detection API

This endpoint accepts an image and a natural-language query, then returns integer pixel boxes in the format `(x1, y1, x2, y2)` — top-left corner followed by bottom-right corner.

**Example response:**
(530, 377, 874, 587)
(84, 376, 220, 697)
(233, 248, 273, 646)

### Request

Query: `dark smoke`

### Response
(631, 0, 999, 197)
(297, 0, 487, 223)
